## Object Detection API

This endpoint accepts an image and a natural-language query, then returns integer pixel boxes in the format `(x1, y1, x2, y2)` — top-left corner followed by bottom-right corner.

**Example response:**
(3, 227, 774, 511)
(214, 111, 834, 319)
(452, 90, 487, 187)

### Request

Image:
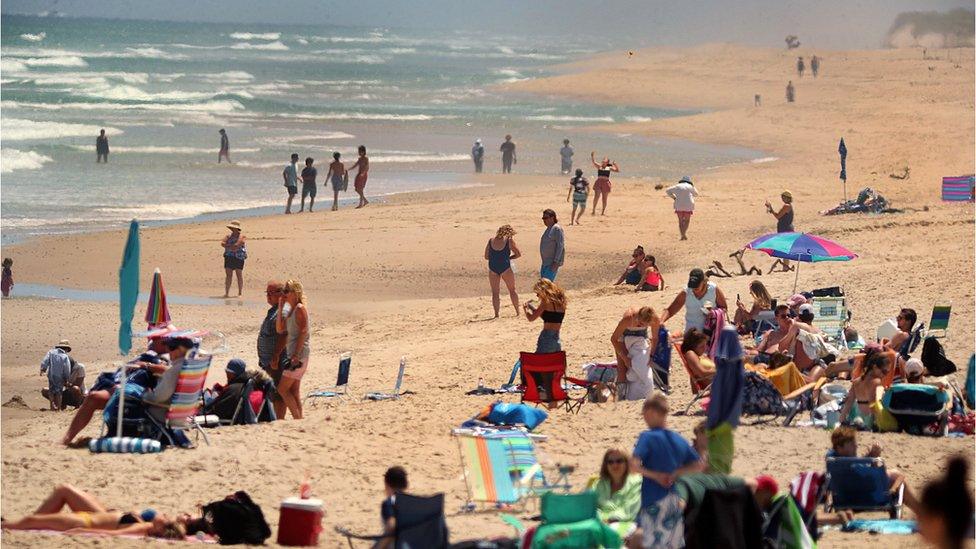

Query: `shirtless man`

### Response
(348, 145, 370, 208)
(750, 304, 792, 358)
(778, 304, 826, 380)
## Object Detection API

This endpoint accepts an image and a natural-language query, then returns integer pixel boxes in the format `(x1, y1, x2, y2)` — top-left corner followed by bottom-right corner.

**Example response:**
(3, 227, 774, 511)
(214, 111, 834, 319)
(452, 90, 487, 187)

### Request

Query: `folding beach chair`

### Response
(223, 377, 258, 425)
(927, 305, 951, 340)
(145, 351, 213, 447)
(673, 343, 712, 415)
(453, 430, 571, 510)
(306, 352, 352, 404)
(824, 457, 903, 519)
(527, 492, 621, 549)
(365, 356, 412, 401)
(811, 296, 847, 349)
(899, 323, 926, 359)
(519, 351, 593, 414)
(336, 493, 449, 548)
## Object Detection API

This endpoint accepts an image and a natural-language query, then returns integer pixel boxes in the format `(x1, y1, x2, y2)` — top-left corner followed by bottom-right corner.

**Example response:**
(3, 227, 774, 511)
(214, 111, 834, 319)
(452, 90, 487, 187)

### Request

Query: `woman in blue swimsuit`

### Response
(485, 224, 522, 318)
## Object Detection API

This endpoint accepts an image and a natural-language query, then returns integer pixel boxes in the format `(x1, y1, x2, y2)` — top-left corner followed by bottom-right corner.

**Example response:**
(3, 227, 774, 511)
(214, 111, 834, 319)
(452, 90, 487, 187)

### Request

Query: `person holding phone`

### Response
(523, 279, 566, 353)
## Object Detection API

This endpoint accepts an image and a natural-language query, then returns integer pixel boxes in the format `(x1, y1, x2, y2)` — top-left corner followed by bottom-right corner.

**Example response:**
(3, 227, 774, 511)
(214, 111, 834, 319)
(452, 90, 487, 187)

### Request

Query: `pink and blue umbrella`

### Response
(746, 231, 858, 291)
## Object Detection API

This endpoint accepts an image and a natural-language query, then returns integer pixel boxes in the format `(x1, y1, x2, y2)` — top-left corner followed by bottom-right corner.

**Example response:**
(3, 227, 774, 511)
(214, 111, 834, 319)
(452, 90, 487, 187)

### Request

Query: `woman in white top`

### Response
(660, 268, 728, 332)
(665, 175, 699, 241)
(610, 306, 661, 400)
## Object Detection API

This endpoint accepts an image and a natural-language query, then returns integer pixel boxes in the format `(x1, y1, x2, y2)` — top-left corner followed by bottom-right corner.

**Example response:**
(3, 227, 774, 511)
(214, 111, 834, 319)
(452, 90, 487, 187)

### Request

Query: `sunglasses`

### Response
(282, 289, 292, 294)
(607, 458, 628, 465)
(265, 290, 281, 295)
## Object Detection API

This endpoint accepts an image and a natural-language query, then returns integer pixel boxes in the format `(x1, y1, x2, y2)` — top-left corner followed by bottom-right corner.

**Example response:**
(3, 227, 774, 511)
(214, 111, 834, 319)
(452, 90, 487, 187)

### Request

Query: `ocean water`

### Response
(1, 15, 761, 241)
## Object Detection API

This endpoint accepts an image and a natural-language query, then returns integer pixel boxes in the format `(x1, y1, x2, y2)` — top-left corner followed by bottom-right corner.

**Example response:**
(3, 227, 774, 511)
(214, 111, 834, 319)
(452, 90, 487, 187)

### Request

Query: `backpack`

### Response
(202, 491, 271, 545)
(921, 336, 956, 376)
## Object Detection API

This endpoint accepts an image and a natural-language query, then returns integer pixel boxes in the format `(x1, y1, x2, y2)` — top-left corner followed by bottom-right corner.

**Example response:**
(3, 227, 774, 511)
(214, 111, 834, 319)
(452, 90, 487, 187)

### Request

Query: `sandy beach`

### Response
(2, 44, 974, 548)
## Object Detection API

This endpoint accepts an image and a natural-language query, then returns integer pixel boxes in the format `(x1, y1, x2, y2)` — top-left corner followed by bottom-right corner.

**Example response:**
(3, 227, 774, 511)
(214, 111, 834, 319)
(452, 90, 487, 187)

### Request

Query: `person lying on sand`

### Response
(1, 484, 186, 539)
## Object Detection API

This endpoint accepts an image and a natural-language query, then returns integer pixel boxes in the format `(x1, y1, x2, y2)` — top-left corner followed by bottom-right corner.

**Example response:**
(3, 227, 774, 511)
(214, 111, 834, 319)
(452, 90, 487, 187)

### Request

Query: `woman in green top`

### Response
(592, 449, 642, 537)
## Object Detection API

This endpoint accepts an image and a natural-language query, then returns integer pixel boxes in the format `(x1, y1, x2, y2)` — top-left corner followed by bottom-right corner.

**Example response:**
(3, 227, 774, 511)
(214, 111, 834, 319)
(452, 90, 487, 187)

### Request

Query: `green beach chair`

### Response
(927, 305, 951, 340)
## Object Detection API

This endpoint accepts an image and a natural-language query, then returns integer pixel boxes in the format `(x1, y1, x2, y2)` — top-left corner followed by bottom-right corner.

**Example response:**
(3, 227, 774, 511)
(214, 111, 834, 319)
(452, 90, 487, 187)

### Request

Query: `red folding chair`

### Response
(519, 351, 593, 414)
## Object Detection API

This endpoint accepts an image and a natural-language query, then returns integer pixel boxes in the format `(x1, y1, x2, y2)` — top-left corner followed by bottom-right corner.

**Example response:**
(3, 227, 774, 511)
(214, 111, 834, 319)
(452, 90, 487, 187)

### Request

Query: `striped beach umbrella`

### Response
(746, 232, 858, 292)
(145, 268, 171, 328)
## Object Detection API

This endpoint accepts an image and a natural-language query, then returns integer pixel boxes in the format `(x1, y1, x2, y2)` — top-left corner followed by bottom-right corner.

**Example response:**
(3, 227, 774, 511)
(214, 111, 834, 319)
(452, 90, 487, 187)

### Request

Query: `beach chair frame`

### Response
(927, 304, 951, 340)
(306, 351, 352, 404)
(824, 457, 903, 519)
(810, 297, 848, 349)
(364, 356, 409, 401)
(673, 343, 712, 415)
(518, 351, 592, 414)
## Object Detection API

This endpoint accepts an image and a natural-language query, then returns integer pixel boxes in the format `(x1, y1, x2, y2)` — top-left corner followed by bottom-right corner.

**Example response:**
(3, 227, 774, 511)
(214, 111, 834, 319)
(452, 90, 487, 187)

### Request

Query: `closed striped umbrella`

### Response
(144, 268, 171, 328)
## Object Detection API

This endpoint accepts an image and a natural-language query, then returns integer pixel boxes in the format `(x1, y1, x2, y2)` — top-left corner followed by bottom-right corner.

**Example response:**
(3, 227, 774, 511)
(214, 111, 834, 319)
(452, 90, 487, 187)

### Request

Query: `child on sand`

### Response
(566, 169, 589, 225)
(2, 257, 13, 297)
(378, 466, 408, 549)
(630, 392, 703, 510)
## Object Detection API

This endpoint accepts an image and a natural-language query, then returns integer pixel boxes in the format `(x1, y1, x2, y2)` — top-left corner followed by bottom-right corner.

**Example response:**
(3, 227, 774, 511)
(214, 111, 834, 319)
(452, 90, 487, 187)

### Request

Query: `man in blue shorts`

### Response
(282, 153, 299, 214)
(299, 157, 317, 213)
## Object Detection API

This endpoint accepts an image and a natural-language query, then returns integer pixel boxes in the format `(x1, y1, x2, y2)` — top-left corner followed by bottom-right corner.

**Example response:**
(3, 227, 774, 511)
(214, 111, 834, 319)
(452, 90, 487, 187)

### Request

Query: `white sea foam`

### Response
(202, 71, 256, 82)
(370, 153, 469, 163)
(3, 99, 245, 114)
(1, 118, 124, 141)
(67, 145, 260, 154)
(1, 149, 53, 173)
(526, 115, 615, 123)
(276, 112, 448, 121)
(78, 83, 217, 102)
(751, 156, 779, 164)
(230, 41, 289, 51)
(496, 45, 515, 55)
(235, 160, 284, 169)
(624, 116, 654, 123)
(20, 55, 88, 67)
(20, 32, 46, 42)
(296, 38, 309, 45)
(1, 58, 29, 72)
(95, 201, 276, 220)
(229, 32, 281, 41)
(256, 132, 355, 146)
(493, 68, 523, 77)
(4, 45, 183, 61)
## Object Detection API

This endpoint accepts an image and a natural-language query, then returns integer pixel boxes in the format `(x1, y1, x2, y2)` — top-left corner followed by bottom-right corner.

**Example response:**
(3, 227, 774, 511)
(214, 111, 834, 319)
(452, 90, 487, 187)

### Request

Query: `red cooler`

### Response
(277, 497, 324, 546)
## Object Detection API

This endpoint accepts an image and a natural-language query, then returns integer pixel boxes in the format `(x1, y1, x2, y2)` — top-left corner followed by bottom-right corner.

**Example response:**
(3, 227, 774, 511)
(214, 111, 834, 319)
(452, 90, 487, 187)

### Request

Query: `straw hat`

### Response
(226, 220, 242, 231)
(55, 339, 72, 352)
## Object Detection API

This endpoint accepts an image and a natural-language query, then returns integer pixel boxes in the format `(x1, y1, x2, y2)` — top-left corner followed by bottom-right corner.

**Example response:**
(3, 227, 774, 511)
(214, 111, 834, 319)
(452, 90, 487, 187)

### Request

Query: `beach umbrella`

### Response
(144, 268, 171, 328)
(118, 220, 140, 356)
(838, 138, 848, 202)
(747, 231, 857, 293)
(705, 326, 744, 474)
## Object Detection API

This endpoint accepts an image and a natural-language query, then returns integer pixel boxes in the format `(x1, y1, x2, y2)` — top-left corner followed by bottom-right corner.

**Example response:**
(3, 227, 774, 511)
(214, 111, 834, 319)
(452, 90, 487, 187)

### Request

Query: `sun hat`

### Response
(679, 175, 693, 185)
(225, 358, 246, 377)
(55, 339, 72, 352)
(226, 220, 242, 231)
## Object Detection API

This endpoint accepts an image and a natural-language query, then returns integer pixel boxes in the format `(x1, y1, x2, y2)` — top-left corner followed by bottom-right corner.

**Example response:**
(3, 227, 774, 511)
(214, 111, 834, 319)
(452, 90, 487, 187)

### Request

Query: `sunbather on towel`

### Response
(828, 427, 921, 516)
(1, 484, 186, 539)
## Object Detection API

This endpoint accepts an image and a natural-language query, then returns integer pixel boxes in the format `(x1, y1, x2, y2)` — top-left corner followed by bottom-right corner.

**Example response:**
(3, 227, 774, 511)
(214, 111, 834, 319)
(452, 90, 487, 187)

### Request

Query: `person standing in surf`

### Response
(471, 139, 485, 173)
(560, 139, 574, 174)
(282, 153, 299, 214)
(590, 152, 619, 216)
(95, 129, 110, 163)
(326, 152, 346, 211)
(299, 157, 317, 213)
(218, 129, 231, 163)
(348, 145, 370, 208)
(500, 135, 516, 174)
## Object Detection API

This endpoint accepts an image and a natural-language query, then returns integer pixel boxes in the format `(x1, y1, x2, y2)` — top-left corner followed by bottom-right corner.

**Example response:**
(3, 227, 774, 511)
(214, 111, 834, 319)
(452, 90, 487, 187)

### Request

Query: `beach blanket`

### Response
(841, 519, 917, 535)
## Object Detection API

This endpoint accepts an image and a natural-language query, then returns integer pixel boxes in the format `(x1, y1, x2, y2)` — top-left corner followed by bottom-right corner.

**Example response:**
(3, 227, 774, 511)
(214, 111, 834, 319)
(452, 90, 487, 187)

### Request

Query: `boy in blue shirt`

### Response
(631, 392, 703, 509)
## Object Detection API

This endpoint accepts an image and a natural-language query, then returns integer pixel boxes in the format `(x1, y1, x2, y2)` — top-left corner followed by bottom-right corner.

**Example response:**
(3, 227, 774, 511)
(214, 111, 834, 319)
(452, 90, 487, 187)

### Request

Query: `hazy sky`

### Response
(2, 0, 972, 49)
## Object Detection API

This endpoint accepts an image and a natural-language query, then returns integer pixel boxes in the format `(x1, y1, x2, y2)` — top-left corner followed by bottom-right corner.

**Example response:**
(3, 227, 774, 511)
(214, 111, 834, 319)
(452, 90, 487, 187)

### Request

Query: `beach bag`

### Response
(921, 337, 956, 376)
(202, 491, 271, 545)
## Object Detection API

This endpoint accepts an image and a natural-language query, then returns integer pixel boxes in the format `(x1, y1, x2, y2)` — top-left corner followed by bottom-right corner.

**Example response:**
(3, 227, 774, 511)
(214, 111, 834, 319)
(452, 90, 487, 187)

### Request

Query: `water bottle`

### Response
(478, 377, 485, 390)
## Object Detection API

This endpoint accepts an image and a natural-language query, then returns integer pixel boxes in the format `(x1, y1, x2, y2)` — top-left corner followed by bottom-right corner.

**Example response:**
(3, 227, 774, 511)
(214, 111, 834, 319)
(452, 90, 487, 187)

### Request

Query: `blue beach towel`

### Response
(842, 519, 917, 535)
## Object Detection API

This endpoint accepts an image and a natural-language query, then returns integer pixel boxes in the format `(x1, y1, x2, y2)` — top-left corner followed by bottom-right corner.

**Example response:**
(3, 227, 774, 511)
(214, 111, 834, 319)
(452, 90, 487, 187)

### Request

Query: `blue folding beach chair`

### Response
(306, 352, 352, 404)
(824, 457, 903, 519)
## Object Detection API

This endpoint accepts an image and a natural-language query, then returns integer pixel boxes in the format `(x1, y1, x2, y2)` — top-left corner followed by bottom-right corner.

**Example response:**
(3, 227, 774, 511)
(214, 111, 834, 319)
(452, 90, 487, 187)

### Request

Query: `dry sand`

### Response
(2, 44, 974, 548)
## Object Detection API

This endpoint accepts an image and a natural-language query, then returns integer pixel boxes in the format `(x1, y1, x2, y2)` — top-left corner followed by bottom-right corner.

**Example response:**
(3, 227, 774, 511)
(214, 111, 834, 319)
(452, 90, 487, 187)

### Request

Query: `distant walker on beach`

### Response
(471, 139, 485, 173)
(500, 135, 516, 174)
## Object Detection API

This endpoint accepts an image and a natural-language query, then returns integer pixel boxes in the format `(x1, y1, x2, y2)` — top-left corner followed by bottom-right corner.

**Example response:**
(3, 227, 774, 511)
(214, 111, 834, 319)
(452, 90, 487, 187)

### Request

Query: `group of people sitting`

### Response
(613, 246, 665, 292)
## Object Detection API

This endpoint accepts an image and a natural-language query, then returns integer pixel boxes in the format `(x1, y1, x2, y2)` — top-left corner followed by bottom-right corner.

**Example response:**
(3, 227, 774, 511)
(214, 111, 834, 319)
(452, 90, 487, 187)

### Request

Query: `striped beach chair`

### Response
(453, 430, 568, 510)
(941, 175, 975, 202)
(147, 351, 213, 447)
(927, 305, 951, 340)
(811, 296, 847, 348)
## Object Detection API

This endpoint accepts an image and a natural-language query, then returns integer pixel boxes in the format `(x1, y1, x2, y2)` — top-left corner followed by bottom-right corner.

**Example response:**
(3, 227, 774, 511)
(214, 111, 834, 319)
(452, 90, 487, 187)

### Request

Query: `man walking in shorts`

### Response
(299, 157, 317, 213)
(539, 209, 564, 281)
(666, 175, 699, 241)
(283, 153, 299, 214)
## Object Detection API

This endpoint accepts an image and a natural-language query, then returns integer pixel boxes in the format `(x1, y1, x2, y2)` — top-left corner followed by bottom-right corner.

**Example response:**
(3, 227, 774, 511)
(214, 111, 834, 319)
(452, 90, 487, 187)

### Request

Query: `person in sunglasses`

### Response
(593, 448, 642, 535)
(614, 246, 646, 286)
(257, 280, 289, 418)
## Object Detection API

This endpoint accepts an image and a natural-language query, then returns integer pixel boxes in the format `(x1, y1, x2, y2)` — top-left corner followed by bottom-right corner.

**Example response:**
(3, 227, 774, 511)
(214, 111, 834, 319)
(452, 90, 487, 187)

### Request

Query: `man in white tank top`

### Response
(660, 268, 729, 332)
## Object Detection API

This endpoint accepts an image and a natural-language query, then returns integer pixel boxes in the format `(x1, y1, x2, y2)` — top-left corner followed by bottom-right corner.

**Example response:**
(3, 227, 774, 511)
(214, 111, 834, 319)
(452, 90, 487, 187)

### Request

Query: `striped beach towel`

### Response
(942, 175, 975, 202)
(790, 471, 826, 516)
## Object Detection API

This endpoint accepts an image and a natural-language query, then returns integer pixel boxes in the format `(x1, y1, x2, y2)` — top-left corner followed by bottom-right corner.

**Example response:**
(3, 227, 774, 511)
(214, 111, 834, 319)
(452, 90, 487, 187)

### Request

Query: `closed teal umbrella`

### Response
(118, 220, 140, 356)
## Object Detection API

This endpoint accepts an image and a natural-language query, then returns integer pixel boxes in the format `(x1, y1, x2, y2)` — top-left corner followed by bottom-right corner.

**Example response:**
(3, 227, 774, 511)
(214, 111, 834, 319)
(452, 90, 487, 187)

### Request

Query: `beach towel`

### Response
(941, 175, 975, 202)
(796, 330, 840, 360)
(485, 402, 548, 430)
(841, 519, 917, 535)
(8, 529, 216, 543)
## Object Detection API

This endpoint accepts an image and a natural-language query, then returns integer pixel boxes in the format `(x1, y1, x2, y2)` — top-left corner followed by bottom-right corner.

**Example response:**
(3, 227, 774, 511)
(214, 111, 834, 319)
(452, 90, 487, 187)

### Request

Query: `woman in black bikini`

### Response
(485, 224, 522, 318)
(2, 484, 186, 539)
(522, 279, 567, 353)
